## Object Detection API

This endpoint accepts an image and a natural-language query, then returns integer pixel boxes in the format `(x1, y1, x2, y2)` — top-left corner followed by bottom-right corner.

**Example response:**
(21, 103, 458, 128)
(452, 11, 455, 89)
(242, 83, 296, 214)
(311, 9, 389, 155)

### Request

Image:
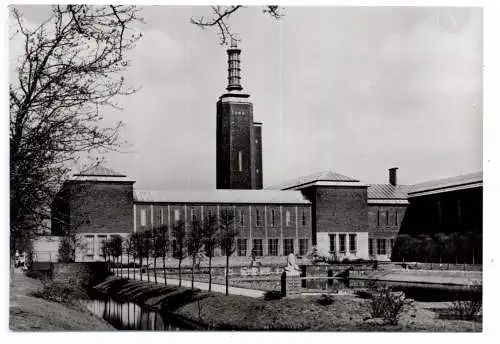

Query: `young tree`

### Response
(123, 237, 131, 279)
(201, 213, 218, 292)
(57, 235, 74, 263)
(187, 219, 204, 290)
(9, 5, 142, 257)
(129, 232, 143, 280)
(218, 209, 237, 296)
(153, 225, 169, 285)
(172, 221, 187, 287)
(141, 230, 153, 283)
(109, 235, 123, 276)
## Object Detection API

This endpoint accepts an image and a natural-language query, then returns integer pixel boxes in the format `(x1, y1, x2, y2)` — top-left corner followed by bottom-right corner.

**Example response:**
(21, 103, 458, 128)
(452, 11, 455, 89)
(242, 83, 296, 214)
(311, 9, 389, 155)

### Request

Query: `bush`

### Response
(369, 285, 413, 325)
(25, 270, 50, 280)
(451, 282, 482, 320)
(317, 294, 334, 306)
(32, 279, 89, 305)
(264, 290, 282, 301)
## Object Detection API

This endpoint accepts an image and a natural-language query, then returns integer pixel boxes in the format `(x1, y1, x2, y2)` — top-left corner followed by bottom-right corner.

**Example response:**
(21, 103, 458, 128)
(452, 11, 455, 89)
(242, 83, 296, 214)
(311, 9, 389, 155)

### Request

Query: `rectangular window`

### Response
(299, 239, 308, 256)
(256, 210, 262, 226)
(97, 235, 107, 257)
(174, 209, 180, 222)
(160, 208, 164, 225)
(237, 239, 247, 257)
(271, 209, 276, 226)
(302, 210, 307, 226)
(85, 235, 95, 255)
(252, 239, 263, 256)
(390, 238, 395, 251)
(283, 239, 294, 256)
(349, 234, 357, 253)
(386, 211, 389, 226)
(238, 151, 243, 172)
(172, 240, 177, 256)
(140, 209, 147, 227)
(377, 211, 380, 227)
(395, 211, 398, 226)
(285, 211, 291, 227)
(268, 239, 279, 256)
(369, 239, 374, 256)
(339, 234, 346, 253)
(191, 208, 196, 222)
(238, 209, 244, 226)
(377, 239, 386, 255)
(329, 234, 336, 253)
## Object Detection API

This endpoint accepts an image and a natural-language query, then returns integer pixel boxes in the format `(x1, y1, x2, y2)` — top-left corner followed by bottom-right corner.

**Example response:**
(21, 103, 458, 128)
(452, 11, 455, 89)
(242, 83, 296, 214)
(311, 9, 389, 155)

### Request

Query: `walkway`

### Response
(112, 269, 265, 298)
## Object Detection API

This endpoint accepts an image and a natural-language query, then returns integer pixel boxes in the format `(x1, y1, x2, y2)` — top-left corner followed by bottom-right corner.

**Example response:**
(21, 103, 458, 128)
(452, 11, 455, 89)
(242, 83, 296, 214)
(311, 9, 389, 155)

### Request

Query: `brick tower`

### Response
(216, 39, 263, 189)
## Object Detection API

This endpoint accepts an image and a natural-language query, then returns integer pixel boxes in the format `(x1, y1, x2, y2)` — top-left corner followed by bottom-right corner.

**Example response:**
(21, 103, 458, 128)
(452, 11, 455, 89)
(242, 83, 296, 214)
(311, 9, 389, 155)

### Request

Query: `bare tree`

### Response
(187, 219, 204, 290)
(172, 221, 187, 287)
(152, 225, 169, 285)
(191, 5, 283, 45)
(129, 231, 143, 281)
(109, 234, 123, 276)
(142, 230, 153, 283)
(9, 5, 142, 257)
(201, 214, 219, 292)
(218, 210, 237, 295)
(123, 237, 131, 279)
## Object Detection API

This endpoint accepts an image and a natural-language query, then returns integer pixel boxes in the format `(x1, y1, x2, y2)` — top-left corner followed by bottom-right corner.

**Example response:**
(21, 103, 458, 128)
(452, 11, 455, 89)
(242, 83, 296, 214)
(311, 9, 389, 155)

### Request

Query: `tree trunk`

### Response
(208, 254, 212, 292)
(121, 255, 123, 277)
(146, 254, 150, 283)
(154, 256, 157, 284)
(191, 255, 195, 290)
(178, 257, 182, 287)
(127, 252, 130, 279)
(139, 257, 143, 281)
(225, 254, 229, 296)
(163, 255, 167, 285)
(133, 256, 136, 280)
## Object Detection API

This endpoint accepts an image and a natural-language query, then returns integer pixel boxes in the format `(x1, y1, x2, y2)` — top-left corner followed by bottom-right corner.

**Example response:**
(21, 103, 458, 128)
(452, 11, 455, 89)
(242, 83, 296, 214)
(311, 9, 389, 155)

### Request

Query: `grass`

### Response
(95, 277, 482, 331)
(9, 270, 114, 331)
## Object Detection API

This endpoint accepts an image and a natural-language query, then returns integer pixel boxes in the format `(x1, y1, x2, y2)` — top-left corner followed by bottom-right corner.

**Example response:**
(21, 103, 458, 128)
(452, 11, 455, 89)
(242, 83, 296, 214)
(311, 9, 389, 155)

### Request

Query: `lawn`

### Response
(9, 269, 114, 331)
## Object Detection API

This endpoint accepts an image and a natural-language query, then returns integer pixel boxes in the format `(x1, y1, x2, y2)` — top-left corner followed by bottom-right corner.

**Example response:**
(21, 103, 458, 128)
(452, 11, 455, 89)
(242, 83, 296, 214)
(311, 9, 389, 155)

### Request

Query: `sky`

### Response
(9, 5, 483, 190)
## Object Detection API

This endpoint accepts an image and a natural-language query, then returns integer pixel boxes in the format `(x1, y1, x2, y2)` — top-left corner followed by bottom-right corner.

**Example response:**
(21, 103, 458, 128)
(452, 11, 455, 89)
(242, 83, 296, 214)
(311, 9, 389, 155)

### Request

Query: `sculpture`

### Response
(284, 253, 300, 273)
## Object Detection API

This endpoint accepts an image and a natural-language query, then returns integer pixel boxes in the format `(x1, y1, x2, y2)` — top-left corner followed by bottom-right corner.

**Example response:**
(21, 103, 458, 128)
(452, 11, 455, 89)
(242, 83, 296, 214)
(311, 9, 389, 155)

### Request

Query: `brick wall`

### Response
(52, 262, 110, 287)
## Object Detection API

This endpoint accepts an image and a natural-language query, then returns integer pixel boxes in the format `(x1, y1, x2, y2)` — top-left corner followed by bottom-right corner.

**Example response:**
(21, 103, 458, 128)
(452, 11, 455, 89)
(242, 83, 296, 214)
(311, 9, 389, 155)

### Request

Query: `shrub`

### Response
(369, 285, 413, 325)
(317, 294, 334, 306)
(451, 282, 482, 320)
(25, 270, 49, 280)
(264, 290, 282, 301)
(32, 279, 89, 305)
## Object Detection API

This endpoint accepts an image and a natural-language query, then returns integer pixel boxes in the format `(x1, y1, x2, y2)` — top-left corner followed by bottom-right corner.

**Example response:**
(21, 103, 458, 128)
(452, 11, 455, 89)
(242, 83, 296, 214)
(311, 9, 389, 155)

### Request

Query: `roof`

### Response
(267, 171, 362, 190)
(367, 184, 412, 204)
(133, 189, 311, 205)
(409, 171, 482, 197)
(69, 165, 133, 182)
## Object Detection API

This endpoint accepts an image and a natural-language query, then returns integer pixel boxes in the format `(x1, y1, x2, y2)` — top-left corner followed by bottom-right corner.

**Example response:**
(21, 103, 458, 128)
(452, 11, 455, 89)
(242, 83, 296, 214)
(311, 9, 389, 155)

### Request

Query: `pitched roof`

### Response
(267, 171, 361, 190)
(409, 171, 482, 196)
(69, 165, 133, 182)
(367, 184, 412, 203)
(133, 189, 311, 205)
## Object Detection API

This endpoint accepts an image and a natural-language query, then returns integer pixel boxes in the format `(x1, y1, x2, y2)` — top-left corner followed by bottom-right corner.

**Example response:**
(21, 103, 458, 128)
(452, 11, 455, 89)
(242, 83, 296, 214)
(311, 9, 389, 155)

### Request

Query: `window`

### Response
(302, 210, 307, 226)
(271, 210, 276, 226)
(386, 211, 389, 226)
(252, 239, 263, 256)
(268, 239, 279, 256)
(285, 211, 291, 227)
(369, 239, 374, 256)
(256, 210, 262, 226)
(339, 234, 346, 253)
(377, 211, 380, 227)
(395, 211, 398, 226)
(390, 238, 395, 250)
(239, 209, 244, 226)
(349, 234, 357, 253)
(329, 234, 336, 253)
(238, 151, 243, 172)
(160, 208, 164, 225)
(191, 208, 196, 222)
(97, 235, 107, 257)
(174, 209, 180, 222)
(377, 239, 386, 255)
(284, 239, 294, 256)
(299, 239, 309, 256)
(237, 239, 247, 256)
(172, 240, 177, 256)
(140, 209, 147, 227)
(85, 235, 95, 255)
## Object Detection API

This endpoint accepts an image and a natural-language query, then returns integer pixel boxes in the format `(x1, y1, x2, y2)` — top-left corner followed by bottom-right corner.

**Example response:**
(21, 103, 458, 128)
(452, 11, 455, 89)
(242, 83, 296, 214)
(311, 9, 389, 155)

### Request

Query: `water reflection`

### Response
(85, 298, 182, 330)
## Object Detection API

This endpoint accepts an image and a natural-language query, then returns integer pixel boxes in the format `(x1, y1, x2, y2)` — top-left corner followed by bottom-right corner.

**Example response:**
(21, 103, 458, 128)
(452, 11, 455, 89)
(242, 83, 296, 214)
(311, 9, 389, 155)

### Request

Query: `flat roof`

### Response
(133, 189, 312, 205)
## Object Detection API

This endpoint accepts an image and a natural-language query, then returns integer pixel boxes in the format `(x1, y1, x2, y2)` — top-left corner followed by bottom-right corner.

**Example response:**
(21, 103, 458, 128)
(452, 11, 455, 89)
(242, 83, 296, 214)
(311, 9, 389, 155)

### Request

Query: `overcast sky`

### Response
(10, 5, 483, 190)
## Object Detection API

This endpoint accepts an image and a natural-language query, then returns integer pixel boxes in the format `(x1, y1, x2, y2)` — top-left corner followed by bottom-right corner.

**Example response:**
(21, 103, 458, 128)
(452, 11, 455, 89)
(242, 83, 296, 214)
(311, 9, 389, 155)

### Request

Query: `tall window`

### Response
(377, 239, 386, 255)
(369, 238, 374, 256)
(237, 239, 247, 256)
(160, 208, 164, 225)
(390, 238, 395, 250)
(349, 234, 357, 253)
(395, 211, 398, 226)
(172, 240, 177, 256)
(271, 210, 276, 226)
(285, 211, 291, 227)
(174, 209, 180, 222)
(238, 151, 243, 172)
(97, 235, 107, 257)
(191, 208, 196, 222)
(140, 209, 147, 227)
(302, 210, 307, 226)
(299, 239, 309, 256)
(256, 210, 262, 226)
(268, 239, 279, 256)
(239, 209, 244, 226)
(377, 211, 380, 227)
(284, 239, 294, 256)
(386, 211, 389, 226)
(252, 239, 263, 256)
(329, 234, 336, 253)
(339, 234, 346, 253)
(85, 235, 95, 256)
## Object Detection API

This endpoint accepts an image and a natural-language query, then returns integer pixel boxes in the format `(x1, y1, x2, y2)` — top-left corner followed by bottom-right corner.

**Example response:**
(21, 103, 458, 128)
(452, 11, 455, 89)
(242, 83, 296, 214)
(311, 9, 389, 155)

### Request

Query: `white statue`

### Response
(284, 253, 300, 273)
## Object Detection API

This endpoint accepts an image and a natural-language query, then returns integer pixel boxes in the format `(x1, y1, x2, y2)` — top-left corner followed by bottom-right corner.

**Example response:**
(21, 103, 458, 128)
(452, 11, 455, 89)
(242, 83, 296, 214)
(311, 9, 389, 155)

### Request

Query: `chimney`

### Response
(389, 167, 398, 186)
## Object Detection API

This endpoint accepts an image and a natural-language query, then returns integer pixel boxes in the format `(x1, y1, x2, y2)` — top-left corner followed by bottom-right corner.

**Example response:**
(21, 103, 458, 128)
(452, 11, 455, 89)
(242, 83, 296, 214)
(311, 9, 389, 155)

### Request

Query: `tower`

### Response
(216, 39, 263, 189)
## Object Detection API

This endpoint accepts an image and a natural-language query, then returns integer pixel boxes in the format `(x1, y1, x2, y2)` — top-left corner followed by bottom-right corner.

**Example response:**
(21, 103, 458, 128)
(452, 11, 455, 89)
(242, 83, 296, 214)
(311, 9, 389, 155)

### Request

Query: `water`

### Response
(302, 278, 481, 302)
(85, 298, 187, 330)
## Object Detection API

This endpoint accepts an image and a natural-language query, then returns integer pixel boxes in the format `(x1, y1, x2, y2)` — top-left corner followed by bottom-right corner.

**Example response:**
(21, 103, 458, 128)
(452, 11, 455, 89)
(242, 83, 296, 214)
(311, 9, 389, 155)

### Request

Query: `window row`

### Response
(328, 234, 357, 254)
(368, 238, 396, 256)
(376, 210, 400, 227)
(139, 207, 309, 228)
(237, 238, 309, 257)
